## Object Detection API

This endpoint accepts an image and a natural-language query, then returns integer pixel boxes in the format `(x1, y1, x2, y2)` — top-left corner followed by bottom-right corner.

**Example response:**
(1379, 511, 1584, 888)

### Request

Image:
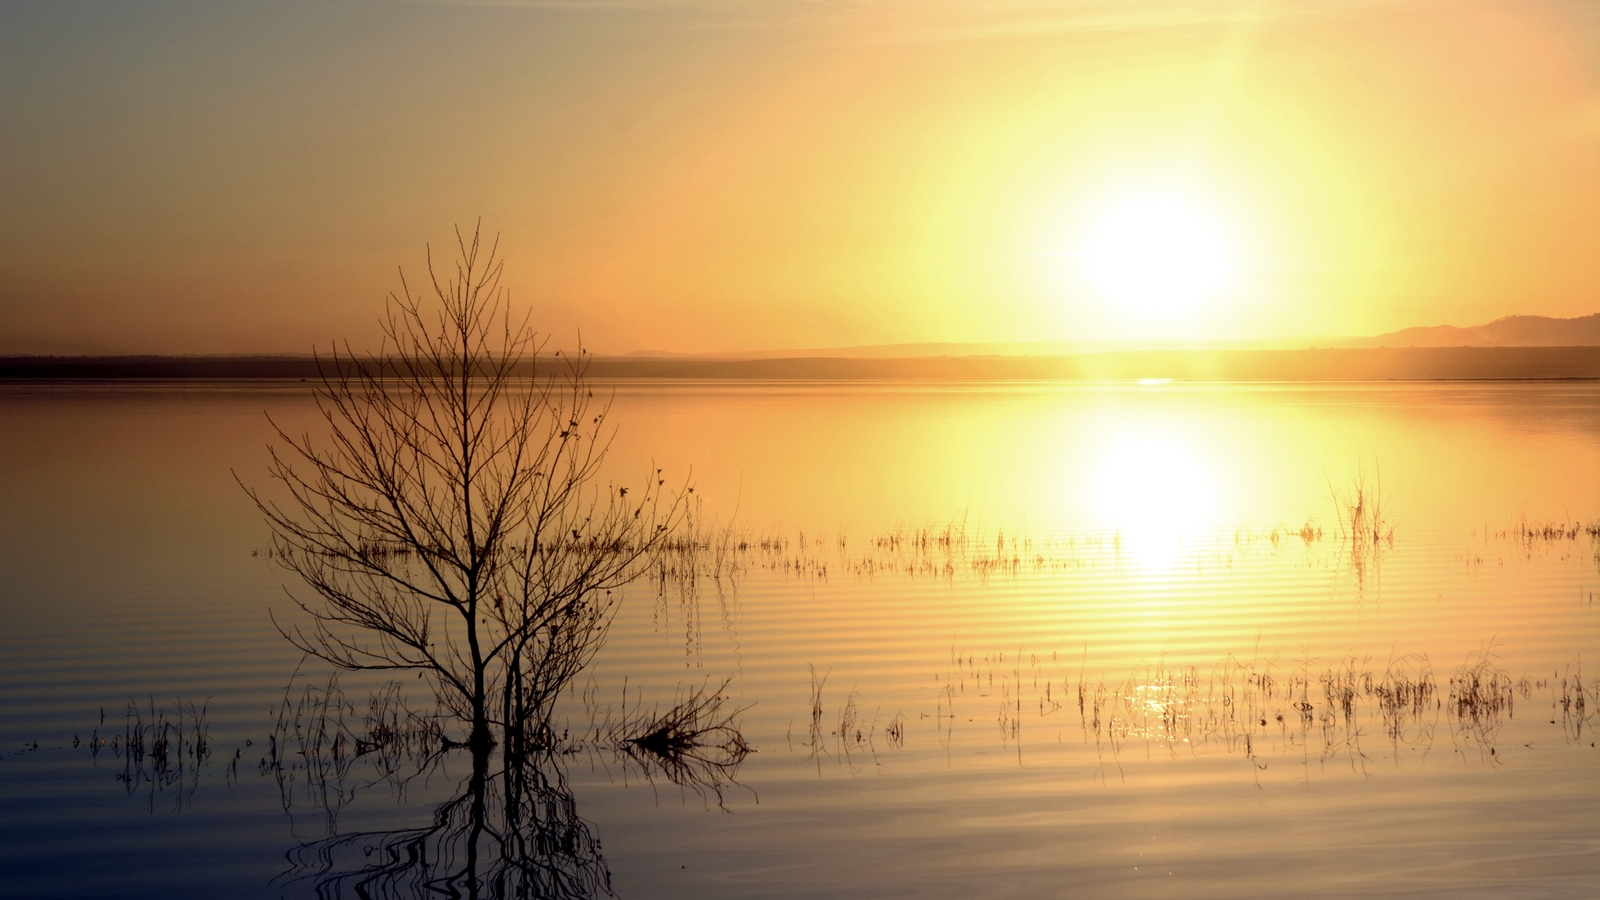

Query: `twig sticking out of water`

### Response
(807, 664, 828, 755)
(1328, 465, 1394, 556)
(1485, 516, 1600, 572)
(1448, 645, 1525, 763)
(602, 676, 752, 808)
(117, 697, 211, 811)
(1555, 659, 1594, 742)
(263, 673, 450, 833)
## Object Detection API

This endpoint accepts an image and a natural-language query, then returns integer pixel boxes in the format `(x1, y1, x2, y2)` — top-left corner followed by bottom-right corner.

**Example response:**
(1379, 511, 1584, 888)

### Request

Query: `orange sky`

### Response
(1, 0, 1596, 355)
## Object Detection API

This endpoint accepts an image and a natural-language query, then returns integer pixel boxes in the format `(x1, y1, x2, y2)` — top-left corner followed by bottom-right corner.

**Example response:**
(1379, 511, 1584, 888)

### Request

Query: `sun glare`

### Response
(1080, 194, 1235, 318)
(1088, 432, 1217, 572)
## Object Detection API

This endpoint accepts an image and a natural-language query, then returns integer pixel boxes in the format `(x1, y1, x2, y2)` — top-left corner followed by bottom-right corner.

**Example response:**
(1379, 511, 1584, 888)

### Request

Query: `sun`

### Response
(1080, 193, 1235, 317)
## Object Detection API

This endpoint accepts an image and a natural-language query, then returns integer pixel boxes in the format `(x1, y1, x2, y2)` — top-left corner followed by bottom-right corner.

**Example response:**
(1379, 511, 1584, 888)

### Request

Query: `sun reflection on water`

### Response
(1087, 432, 1218, 572)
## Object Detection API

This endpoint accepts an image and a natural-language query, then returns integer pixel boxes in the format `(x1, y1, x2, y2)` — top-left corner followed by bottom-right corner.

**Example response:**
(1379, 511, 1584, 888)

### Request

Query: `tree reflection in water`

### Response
(266, 673, 750, 899)
(279, 745, 612, 899)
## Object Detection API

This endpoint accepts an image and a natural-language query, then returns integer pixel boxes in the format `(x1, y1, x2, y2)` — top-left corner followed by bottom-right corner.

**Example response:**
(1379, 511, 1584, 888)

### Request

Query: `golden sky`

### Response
(2, 0, 1596, 354)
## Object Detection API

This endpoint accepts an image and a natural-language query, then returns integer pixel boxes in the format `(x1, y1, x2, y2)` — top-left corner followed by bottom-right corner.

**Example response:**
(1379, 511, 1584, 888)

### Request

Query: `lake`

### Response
(1, 380, 1596, 898)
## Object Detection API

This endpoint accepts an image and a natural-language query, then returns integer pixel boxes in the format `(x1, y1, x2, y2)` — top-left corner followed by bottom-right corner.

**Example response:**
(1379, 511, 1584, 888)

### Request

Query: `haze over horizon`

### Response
(3, 1, 1597, 356)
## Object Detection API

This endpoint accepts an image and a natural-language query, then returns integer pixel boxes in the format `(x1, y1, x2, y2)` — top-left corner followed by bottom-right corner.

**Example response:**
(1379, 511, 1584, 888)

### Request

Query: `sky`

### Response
(2, 0, 1596, 355)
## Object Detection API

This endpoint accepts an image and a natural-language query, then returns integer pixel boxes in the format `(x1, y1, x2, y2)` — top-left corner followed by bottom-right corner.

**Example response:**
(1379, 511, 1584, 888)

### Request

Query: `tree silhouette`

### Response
(242, 223, 684, 751)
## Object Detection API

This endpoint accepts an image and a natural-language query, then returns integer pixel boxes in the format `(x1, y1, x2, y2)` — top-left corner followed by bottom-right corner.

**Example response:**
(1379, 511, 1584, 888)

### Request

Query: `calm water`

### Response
(1, 381, 1597, 898)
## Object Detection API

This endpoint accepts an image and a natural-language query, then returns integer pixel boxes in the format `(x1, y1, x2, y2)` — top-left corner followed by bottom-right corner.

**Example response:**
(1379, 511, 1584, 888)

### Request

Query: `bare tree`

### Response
(242, 224, 684, 751)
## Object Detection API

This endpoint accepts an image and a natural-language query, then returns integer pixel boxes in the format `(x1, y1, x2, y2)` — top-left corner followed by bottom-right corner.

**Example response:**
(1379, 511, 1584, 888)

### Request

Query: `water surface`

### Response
(1, 381, 1596, 897)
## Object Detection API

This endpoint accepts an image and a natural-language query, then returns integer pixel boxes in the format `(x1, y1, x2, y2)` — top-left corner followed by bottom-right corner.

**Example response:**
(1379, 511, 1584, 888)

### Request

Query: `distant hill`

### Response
(588, 347, 1600, 381)
(626, 337, 1351, 360)
(623, 314, 1599, 359)
(1343, 314, 1600, 348)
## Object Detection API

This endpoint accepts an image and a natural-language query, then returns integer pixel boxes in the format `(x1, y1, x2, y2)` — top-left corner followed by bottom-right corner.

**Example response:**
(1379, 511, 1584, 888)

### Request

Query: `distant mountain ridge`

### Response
(623, 313, 1600, 359)
(1347, 314, 1600, 348)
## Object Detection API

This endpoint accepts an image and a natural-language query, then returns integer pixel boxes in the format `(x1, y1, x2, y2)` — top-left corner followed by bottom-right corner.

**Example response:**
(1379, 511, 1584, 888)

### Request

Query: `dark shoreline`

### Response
(3, 346, 1599, 382)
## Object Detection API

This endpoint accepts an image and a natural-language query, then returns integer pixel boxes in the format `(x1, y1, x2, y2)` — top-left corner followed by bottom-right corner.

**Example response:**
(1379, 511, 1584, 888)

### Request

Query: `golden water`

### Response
(1, 381, 1595, 897)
